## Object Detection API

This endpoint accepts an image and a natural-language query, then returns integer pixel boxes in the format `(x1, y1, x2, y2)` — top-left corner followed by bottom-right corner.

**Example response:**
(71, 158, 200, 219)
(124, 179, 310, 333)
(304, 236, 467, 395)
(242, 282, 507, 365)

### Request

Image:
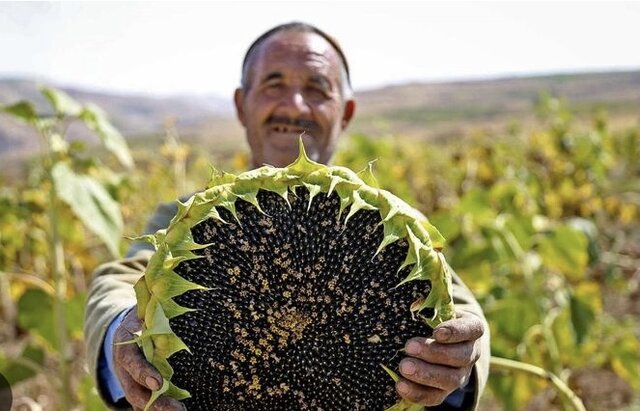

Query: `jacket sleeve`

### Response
(449, 267, 491, 411)
(415, 207, 490, 410)
(84, 200, 179, 407)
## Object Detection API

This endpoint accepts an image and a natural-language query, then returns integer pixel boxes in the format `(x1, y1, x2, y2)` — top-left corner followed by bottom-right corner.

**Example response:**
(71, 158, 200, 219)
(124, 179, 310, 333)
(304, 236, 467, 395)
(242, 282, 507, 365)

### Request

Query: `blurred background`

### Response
(1, 2, 639, 410)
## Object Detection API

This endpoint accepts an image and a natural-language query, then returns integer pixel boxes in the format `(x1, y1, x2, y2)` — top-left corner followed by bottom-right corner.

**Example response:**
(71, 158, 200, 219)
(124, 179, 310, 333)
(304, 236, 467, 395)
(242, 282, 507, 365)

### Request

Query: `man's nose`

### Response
(277, 88, 311, 117)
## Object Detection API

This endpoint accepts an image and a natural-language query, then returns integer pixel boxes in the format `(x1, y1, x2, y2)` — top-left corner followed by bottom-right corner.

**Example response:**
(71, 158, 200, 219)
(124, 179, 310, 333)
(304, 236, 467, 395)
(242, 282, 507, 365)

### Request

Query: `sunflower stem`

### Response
(490, 356, 586, 411)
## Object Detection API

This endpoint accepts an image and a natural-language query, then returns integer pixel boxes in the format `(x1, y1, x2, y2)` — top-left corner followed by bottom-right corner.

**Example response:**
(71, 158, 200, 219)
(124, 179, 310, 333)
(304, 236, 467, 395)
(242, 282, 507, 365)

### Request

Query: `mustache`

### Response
(267, 115, 318, 131)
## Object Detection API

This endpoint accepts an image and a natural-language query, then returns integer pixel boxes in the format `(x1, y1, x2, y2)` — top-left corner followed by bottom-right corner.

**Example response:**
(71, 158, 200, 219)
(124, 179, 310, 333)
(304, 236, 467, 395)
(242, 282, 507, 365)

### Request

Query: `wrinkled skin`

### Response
(111, 28, 485, 410)
(113, 308, 185, 411)
(234, 30, 355, 168)
(396, 311, 484, 406)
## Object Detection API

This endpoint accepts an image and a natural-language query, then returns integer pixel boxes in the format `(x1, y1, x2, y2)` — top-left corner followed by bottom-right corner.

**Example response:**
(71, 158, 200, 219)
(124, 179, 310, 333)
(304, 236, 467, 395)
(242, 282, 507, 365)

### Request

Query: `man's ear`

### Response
(341, 99, 356, 130)
(234, 88, 247, 127)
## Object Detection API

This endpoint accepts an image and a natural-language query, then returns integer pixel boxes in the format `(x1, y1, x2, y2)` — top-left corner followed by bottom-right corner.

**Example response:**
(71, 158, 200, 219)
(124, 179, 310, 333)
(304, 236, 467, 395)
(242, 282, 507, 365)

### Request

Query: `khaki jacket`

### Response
(84, 201, 490, 410)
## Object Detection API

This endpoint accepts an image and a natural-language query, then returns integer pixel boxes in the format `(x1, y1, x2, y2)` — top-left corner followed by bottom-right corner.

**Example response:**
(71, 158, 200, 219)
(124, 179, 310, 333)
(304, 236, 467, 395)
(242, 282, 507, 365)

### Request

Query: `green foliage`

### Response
(336, 96, 640, 409)
(1, 90, 638, 409)
(80, 103, 134, 169)
(17, 289, 56, 348)
(0, 85, 133, 409)
(0, 343, 44, 385)
(52, 162, 123, 257)
(78, 374, 109, 411)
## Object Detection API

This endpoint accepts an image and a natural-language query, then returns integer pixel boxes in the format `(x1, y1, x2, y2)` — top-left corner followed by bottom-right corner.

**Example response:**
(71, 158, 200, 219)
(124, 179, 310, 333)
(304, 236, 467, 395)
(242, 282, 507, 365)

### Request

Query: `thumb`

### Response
(433, 313, 484, 344)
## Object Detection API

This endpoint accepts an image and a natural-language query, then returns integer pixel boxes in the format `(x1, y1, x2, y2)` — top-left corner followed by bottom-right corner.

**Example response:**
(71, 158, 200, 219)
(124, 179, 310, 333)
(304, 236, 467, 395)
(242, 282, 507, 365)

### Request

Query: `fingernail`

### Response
(397, 381, 409, 395)
(435, 327, 452, 341)
(401, 360, 416, 376)
(406, 341, 421, 355)
(146, 376, 161, 390)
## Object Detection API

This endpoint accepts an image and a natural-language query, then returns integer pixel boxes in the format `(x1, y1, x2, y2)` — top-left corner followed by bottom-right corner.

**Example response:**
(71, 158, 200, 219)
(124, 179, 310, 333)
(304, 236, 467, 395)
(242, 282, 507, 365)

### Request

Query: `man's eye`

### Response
(265, 82, 283, 90)
(306, 86, 330, 99)
(262, 82, 285, 96)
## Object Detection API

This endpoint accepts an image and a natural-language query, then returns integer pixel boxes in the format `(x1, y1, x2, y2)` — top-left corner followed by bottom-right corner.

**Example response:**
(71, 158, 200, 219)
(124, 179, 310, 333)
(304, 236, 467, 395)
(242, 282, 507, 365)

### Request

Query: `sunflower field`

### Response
(1, 88, 638, 410)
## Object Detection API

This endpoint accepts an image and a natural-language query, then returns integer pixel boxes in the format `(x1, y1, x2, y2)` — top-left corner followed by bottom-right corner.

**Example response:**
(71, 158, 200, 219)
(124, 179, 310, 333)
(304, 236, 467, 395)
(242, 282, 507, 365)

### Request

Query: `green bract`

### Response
(132, 141, 455, 411)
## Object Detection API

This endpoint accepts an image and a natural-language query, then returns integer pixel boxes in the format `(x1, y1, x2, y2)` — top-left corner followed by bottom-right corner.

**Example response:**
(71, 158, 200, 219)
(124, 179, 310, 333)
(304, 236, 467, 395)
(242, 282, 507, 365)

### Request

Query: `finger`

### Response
(120, 371, 185, 411)
(395, 378, 448, 407)
(113, 321, 163, 391)
(115, 340, 163, 391)
(398, 357, 470, 392)
(405, 337, 479, 368)
(118, 369, 152, 410)
(433, 312, 484, 344)
(121, 307, 143, 334)
(150, 395, 186, 411)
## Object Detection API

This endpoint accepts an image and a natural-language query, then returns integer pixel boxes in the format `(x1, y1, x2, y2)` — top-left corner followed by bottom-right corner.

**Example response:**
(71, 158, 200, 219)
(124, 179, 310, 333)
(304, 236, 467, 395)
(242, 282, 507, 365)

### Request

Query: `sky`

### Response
(2, 1, 640, 98)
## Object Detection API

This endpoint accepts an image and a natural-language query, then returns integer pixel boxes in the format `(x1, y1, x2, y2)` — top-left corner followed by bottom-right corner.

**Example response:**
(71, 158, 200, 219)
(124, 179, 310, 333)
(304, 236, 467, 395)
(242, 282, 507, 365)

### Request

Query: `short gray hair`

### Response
(240, 22, 353, 98)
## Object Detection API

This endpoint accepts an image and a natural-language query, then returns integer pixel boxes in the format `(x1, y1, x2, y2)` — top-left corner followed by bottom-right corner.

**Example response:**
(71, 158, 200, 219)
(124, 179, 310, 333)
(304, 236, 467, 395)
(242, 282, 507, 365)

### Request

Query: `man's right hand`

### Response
(113, 308, 185, 411)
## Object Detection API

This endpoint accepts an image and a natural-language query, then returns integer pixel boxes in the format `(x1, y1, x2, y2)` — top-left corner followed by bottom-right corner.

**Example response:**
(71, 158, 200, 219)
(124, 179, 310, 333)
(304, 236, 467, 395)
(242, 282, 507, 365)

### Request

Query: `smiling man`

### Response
(234, 26, 355, 168)
(85, 22, 490, 411)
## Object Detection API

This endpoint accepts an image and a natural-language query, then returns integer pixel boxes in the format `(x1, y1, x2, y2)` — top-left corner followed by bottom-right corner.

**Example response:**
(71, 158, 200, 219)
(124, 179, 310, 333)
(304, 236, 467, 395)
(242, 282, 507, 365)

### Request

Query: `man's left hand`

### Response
(396, 311, 485, 407)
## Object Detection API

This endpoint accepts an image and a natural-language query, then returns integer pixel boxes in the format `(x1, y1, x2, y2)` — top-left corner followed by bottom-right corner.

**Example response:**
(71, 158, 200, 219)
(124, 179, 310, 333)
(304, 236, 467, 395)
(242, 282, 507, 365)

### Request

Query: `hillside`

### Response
(0, 79, 232, 159)
(1, 70, 639, 161)
(351, 70, 640, 141)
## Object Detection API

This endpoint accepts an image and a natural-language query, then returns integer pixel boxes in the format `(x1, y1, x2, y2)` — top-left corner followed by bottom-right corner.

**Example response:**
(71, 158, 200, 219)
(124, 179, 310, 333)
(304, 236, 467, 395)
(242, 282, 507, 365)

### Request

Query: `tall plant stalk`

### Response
(48, 175, 72, 409)
(163, 117, 189, 195)
(490, 356, 586, 411)
(42, 126, 72, 409)
(0, 271, 17, 339)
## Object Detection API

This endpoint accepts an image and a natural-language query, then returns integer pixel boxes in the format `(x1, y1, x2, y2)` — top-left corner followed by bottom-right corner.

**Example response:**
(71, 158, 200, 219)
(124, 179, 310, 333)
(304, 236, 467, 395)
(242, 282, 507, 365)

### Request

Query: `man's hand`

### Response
(396, 311, 484, 407)
(113, 308, 185, 411)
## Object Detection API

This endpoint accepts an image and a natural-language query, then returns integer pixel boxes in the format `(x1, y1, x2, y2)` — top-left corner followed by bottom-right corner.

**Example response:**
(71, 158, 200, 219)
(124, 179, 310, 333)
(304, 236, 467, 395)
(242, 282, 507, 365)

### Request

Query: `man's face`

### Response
(234, 30, 356, 168)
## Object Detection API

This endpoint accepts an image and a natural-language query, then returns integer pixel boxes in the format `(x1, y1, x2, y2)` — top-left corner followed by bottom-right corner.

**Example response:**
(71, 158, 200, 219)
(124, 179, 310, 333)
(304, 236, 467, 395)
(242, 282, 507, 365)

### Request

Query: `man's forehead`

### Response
(254, 31, 341, 69)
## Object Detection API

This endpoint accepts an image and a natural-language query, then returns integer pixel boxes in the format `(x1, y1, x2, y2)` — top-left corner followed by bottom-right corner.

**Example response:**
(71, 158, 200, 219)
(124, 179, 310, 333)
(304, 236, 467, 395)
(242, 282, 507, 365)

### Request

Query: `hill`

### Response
(351, 70, 640, 141)
(1, 70, 639, 162)
(0, 79, 232, 160)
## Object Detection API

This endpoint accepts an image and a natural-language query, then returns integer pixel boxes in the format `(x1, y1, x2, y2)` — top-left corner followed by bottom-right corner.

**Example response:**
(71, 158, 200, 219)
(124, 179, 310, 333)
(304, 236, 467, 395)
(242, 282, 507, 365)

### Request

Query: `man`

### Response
(85, 22, 490, 411)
